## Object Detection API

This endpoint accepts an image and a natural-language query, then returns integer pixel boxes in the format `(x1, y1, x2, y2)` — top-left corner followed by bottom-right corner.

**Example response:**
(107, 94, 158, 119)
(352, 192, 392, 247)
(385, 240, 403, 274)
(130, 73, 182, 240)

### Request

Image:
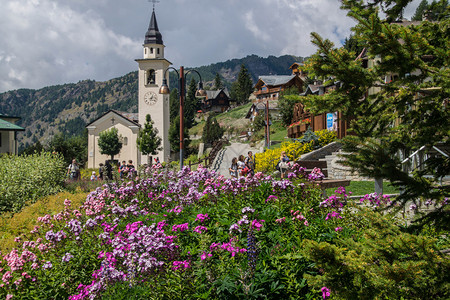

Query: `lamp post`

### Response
(159, 66, 206, 169)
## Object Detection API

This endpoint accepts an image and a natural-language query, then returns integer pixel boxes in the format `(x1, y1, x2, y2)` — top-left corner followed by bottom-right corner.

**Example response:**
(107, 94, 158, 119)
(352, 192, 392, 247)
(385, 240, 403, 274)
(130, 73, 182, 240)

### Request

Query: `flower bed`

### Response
(0, 165, 448, 299)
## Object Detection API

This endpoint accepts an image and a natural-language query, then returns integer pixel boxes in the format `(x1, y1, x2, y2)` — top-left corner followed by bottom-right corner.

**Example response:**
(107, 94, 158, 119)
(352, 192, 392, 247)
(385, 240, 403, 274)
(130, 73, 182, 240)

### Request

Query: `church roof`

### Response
(144, 9, 163, 45)
(0, 118, 25, 131)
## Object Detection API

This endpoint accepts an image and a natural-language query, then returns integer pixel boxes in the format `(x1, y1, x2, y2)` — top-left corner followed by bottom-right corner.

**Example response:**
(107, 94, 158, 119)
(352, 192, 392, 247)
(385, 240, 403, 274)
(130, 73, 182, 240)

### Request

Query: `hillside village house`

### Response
(246, 70, 304, 121)
(0, 114, 25, 155)
(86, 9, 171, 169)
(201, 88, 233, 113)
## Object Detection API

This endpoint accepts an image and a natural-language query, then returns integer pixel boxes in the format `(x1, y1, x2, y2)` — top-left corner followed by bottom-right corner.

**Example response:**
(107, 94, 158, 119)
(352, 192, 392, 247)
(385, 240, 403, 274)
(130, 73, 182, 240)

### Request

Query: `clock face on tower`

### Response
(144, 91, 157, 105)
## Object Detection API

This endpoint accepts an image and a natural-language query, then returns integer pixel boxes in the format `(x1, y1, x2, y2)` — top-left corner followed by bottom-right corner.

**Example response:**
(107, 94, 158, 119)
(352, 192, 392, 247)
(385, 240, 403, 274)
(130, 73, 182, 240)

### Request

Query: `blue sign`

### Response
(326, 113, 334, 130)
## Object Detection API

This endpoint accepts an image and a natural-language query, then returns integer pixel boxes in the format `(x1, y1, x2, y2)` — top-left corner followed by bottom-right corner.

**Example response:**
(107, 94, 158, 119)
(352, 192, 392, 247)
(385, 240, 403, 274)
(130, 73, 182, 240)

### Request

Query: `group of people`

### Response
(67, 159, 137, 181)
(229, 151, 255, 178)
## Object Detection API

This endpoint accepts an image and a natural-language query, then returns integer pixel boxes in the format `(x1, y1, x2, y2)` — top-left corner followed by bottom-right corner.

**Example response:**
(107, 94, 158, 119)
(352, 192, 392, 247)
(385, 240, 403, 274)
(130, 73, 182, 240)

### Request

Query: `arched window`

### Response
(123, 137, 128, 146)
(146, 69, 156, 85)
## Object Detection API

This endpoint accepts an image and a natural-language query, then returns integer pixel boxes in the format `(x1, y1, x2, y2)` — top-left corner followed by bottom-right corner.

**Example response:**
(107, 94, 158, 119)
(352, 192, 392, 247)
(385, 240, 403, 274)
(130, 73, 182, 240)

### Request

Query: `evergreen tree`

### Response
(278, 87, 303, 127)
(136, 114, 162, 164)
(98, 127, 122, 162)
(302, 0, 449, 228)
(230, 64, 254, 104)
(184, 78, 198, 129)
(214, 73, 223, 90)
(169, 88, 179, 121)
(168, 116, 190, 153)
(202, 114, 224, 145)
(412, 0, 429, 20)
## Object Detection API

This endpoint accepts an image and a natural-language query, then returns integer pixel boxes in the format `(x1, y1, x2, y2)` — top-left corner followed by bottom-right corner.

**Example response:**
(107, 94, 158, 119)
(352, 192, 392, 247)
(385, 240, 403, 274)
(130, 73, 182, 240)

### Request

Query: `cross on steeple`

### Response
(148, 0, 160, 10)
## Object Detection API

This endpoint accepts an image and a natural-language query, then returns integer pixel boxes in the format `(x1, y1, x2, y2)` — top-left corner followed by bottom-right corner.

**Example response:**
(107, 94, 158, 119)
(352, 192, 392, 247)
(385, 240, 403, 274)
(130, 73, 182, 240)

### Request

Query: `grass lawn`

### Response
(326, 180, 399, 197)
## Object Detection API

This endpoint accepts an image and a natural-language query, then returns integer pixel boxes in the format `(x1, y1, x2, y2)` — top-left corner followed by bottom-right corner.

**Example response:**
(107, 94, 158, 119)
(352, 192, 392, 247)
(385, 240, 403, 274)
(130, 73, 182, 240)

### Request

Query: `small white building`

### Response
(0, 114, 25, 155)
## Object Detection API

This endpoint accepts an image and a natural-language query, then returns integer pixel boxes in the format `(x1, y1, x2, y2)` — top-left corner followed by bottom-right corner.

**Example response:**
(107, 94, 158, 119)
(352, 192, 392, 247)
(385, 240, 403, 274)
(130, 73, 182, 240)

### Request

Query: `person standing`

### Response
(67, 159, 80, 180)
(237, 155, 246, 177)
(98, 163, 104, 180)
(119, 161, 128, 178)
(127, 160, 136, 178)
(279, 151, 290, 179)
(229, 157, 238, 178)
(245, 151, 255, 176)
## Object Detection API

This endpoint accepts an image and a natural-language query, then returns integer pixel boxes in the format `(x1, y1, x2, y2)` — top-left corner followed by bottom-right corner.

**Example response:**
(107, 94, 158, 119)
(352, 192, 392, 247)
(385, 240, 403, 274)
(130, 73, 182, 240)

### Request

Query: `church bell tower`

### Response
(136, 8, 171, 162)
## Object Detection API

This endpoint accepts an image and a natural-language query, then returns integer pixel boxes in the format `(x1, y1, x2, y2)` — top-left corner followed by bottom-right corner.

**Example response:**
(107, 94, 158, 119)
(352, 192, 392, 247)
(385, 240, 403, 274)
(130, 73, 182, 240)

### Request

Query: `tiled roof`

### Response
(0, 118, 25, 131)
(259, 75, 296, 86)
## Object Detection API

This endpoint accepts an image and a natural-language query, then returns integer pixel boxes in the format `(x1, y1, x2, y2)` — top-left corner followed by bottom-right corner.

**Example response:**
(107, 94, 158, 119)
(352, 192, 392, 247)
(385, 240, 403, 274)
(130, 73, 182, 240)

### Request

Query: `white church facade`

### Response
(86, 9, 171, 169)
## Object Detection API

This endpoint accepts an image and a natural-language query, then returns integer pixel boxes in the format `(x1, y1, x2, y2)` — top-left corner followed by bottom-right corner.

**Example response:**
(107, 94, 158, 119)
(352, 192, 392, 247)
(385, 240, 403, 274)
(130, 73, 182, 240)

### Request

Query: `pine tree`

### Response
(168, 116, 190, 153)
(169, 88, 179, 121)
(136, 114, 162, 164)
(184, 78, 198, 129)
(412, 0, 429, 21)
(302, 0, 449, 228)
(214, 73, 223, 90)
(230, 64, 253, 104)
(98, 127, 122, 162)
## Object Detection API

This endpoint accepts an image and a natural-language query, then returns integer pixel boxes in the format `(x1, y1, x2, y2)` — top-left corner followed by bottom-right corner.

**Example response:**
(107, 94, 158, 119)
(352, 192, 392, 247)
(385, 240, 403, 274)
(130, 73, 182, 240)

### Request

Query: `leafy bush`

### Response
(0, 152, 66, 213)
(302, 207, 450, 299)
(255, 129, 336, 173)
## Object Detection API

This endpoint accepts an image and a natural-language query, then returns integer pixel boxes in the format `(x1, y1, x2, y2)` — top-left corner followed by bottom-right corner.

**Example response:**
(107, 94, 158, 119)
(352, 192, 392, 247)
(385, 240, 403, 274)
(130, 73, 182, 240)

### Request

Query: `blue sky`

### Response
(0, 0, 421, 93)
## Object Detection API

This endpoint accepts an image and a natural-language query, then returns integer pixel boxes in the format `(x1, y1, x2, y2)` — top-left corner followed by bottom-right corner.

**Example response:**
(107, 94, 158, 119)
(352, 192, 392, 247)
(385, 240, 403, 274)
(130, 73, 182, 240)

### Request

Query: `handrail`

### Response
(401, 145, 426, 164)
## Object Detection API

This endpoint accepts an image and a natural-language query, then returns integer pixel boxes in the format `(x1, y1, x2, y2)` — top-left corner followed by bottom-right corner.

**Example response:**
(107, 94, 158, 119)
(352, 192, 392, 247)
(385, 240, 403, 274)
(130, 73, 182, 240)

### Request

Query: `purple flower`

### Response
(335, 227, 343, 232)
(325, 211, 342, 220)
(265, 195, 278, 202)
(172, 223, 189, 232)
(62, 253, 74, 262)
(42, 261, 52, 270)
(242, 207, 255, 214)
(193, 226, 208, 234)
(251, 219, 265, 231)
(195, 214, 210, 223)
(200, 252, 212, 260)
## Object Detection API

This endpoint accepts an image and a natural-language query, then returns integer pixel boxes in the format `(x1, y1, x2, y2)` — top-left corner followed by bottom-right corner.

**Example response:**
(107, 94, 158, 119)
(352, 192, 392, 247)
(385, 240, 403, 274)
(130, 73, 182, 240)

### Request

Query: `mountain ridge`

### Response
(0, 54, 305, 150)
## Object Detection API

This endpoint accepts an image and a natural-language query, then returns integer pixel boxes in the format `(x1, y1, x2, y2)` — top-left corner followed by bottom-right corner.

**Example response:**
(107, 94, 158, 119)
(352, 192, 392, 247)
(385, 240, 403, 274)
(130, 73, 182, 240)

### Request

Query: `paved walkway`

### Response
(211, 142, 260, 178)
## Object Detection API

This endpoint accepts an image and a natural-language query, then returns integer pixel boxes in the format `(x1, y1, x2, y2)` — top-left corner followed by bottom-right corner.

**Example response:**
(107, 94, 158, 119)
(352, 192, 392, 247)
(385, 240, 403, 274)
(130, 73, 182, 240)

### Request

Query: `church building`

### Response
(86, 9, 171, 168)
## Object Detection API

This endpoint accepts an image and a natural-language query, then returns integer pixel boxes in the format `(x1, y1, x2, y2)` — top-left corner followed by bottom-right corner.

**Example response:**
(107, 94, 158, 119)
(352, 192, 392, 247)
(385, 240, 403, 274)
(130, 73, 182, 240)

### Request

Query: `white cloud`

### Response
(0, 0, 424, 93)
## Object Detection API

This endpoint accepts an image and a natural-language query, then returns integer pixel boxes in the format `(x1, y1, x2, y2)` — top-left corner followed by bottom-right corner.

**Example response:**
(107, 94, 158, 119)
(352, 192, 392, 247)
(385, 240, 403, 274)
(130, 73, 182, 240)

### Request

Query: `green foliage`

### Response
(202, 114, 224, 145)
(302, 207, 450, 299)
(278, 88, 304, 126)
(230, 64, 254, 104)
(252, 111, 270, 132)
(98, 127, 123, 161)
(185, 78, 199, 129)
(0, 152, 66, 213)
(169, 116, 190, 153)
(303, 0, 450, 228)
(169, 88, 179, 121)
(48, 132, 88, 166)
(214, 73, 223, 90)
(136, 114, 162, 157)
(413, 0, 449, 21)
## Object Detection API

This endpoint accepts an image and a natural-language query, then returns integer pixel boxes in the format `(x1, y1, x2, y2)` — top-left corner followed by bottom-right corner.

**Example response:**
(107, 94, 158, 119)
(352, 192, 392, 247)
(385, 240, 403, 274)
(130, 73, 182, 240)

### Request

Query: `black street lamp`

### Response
(159, 66, 206, 169)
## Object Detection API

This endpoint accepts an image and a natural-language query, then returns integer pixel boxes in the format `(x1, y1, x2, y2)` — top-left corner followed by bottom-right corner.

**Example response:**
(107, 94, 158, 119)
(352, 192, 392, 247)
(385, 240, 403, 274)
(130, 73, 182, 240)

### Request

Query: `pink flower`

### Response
(335, 227, 343, 232)
(321, 286, 331, 299)
(200, 252, 212, 260)
(251, 219, 265, 231)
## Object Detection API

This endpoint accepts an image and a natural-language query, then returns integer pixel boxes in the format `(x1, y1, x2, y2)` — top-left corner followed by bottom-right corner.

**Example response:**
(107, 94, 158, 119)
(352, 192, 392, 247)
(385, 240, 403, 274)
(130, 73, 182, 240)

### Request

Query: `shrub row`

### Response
(0, 152, 66, 213)
(255, 129, 337, 173)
